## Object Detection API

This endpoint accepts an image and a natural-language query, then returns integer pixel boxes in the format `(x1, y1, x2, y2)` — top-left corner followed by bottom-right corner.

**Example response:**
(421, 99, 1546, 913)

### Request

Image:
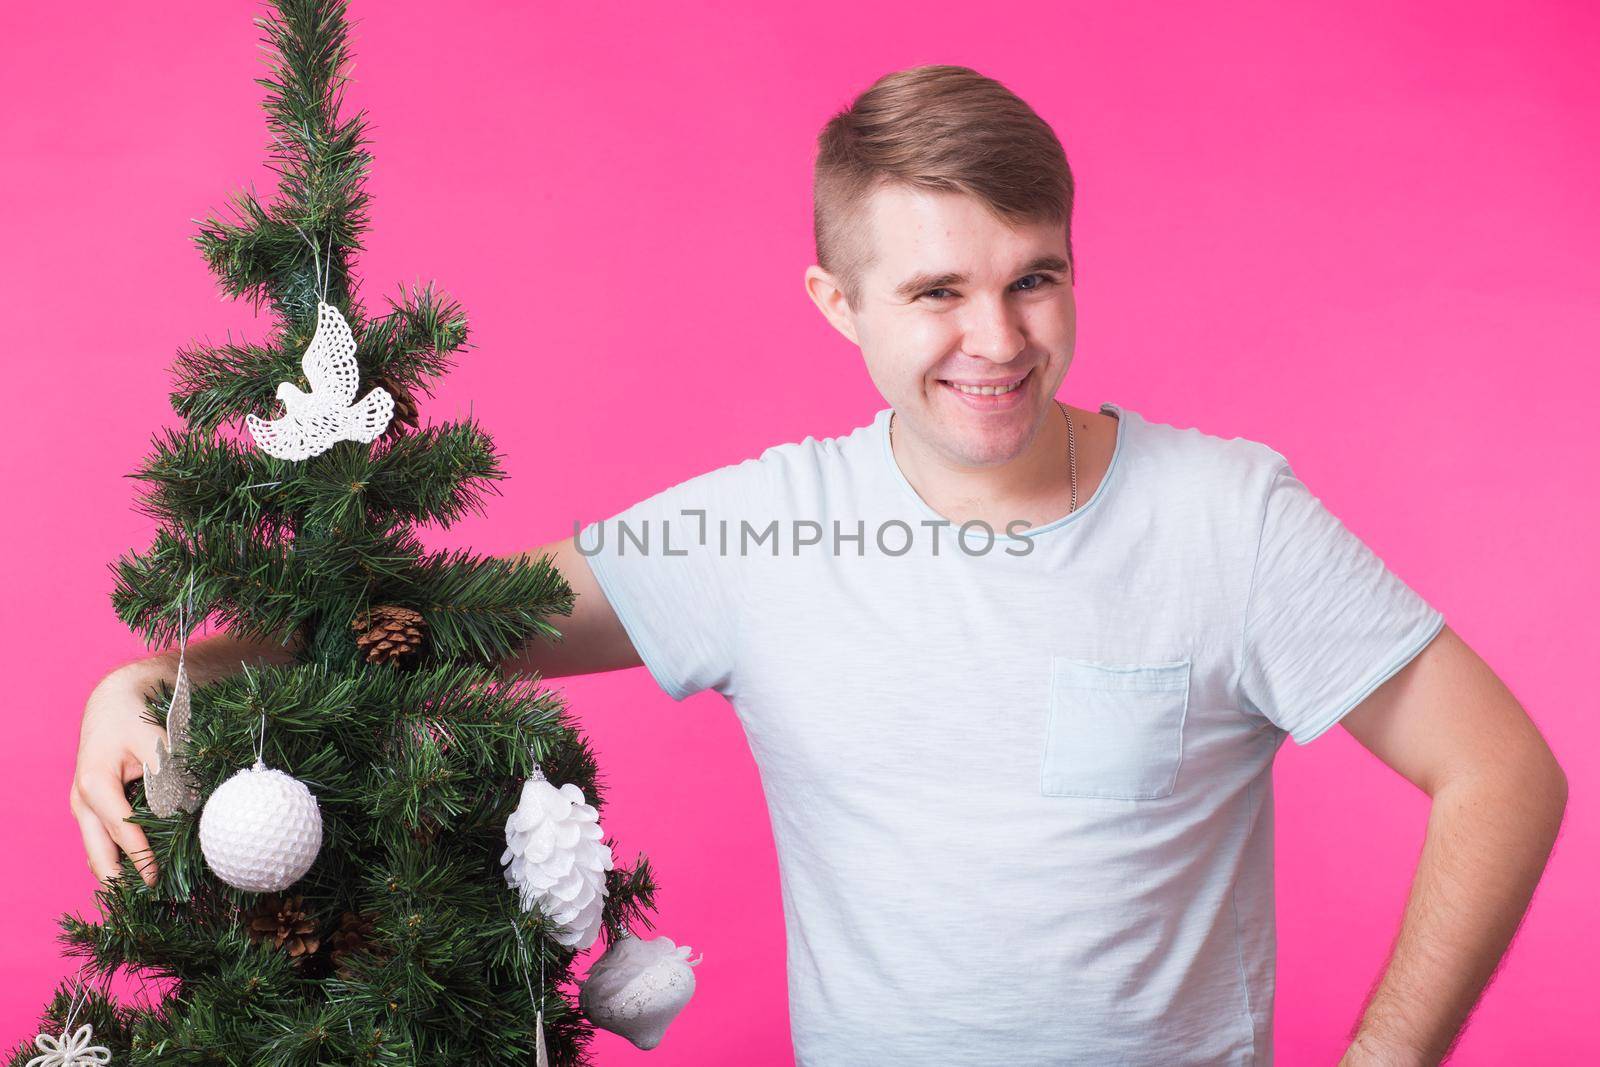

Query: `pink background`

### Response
(3, 1, 1594, 1061)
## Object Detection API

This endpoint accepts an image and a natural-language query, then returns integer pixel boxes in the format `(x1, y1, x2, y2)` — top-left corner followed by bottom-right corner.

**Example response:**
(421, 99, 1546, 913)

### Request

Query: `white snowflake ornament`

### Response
(199, 759, 322, 892)
(245, 300, 393, 460)
(26, 1022, 111, 1067)
(500, 767, 614, 950)
(579, 933, 701, 1050)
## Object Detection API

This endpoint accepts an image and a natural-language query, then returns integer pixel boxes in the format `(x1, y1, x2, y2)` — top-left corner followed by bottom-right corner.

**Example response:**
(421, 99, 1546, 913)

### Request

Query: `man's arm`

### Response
(497, 535, 643, 679)
(76, 536, 642, 885)
(1334, 623, 1567, 1065)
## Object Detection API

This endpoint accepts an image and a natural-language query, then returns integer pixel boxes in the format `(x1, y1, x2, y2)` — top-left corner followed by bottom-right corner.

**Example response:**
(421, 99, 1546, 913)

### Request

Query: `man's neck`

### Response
(892, 404, 1116, 530)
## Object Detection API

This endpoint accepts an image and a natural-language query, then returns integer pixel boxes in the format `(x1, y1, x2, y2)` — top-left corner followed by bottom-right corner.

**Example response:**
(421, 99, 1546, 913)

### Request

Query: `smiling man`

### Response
(76, 64, 1565, 1065)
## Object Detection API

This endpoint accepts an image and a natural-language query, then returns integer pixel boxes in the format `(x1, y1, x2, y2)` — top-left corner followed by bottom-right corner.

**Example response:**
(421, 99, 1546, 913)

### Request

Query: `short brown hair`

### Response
(812, 64, 1076, 309)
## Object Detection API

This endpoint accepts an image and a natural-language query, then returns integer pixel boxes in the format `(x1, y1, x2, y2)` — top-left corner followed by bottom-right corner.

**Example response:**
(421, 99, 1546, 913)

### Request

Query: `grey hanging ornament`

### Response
(143, 659, 201, 817)
(142, 573, 202, 817)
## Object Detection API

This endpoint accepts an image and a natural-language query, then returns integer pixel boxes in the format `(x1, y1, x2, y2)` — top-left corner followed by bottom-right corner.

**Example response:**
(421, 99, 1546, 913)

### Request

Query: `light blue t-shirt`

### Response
(578, 403, 1445, 1066)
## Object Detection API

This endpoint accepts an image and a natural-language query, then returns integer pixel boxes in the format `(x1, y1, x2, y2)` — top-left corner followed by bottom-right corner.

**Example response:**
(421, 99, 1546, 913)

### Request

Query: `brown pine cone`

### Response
(327, 910, 380, 978)
(410, 813, 442, 847)
(352, 605, 426, 665)
(370, 373, 419, 438)
(244, 893, 320, 960)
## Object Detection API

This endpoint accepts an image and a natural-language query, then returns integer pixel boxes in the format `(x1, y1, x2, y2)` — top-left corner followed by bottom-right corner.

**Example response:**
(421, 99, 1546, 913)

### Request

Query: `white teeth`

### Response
(947, 378, 1024, 396)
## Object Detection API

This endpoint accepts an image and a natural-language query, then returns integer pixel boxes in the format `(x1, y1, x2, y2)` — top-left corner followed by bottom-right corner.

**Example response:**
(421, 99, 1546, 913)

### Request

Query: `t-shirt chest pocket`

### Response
(1041, 656, 1191, 800)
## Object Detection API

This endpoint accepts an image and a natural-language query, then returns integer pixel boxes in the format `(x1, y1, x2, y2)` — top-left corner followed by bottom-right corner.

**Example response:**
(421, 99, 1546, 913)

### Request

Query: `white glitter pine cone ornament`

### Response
(500, 765, 613, 950)
(199, 758, 323, 892)
(579, 933, 702, 1050)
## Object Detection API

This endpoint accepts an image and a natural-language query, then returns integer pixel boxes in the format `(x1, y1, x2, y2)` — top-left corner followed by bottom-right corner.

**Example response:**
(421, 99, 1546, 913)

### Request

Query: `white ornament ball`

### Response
(500, 770, 613, 950)
(579, 933, 701, 1050)
(199, 758, 323, 892)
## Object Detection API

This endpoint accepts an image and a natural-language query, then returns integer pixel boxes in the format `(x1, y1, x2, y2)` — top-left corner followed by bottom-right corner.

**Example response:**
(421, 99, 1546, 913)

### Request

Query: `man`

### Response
(74, 65, 1565, 1065)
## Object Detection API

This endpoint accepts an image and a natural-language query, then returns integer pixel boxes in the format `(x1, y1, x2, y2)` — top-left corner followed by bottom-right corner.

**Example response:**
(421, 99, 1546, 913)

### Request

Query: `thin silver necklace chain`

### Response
(889, 399, 1079, 513)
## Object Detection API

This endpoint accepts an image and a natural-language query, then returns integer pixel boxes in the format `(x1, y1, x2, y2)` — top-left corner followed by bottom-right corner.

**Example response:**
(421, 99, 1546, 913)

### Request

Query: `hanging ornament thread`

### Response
(510, 919, 550, 1067)
(27, 980, 111, 1067)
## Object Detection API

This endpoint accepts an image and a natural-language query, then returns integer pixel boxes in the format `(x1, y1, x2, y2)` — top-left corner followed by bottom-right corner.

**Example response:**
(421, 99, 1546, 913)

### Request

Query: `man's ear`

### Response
(804, 265, 860, 346)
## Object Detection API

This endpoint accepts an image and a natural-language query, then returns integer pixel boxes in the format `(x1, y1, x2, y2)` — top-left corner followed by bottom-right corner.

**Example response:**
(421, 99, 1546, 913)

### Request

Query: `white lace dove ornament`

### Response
(500, 766, 614, 950)
(245, 301, 394, 460)
(578, 933, 701, 1050)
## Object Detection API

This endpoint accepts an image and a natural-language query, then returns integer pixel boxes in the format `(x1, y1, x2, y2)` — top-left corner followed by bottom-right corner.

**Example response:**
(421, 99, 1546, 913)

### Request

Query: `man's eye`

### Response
(918, 274, 1058, 301)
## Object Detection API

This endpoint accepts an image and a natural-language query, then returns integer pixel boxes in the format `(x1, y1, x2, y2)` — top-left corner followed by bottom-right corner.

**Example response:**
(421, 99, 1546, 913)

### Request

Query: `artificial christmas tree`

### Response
(10, 2, 671, 1062)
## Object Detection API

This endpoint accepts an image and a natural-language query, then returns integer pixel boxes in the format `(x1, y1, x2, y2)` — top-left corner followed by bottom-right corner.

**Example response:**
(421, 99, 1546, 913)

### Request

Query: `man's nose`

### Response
(960, 294, 1027, 363)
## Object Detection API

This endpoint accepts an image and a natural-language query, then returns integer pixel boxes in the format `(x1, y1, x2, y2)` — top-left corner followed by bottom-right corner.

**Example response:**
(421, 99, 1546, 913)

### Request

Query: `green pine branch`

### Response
(169, 283, 467, 436)
(132, 419, 506, 537)
(406, 549, 575, 668)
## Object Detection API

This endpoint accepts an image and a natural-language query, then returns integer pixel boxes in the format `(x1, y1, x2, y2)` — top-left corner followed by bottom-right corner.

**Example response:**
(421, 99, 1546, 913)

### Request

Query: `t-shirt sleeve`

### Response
(1237, 459, 1446, 744)
(576, 455, 768, 702)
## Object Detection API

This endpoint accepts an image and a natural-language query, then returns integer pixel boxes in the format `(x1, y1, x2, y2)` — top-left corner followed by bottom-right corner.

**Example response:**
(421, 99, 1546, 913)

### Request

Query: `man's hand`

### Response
(70, 666, 167, 887)
(1335, 623, 1567, 1063)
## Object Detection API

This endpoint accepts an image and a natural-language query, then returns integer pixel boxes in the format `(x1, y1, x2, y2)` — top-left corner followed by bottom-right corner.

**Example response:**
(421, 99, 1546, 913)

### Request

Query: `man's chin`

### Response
(928, 423, 1041, 470)
(925, 387, 1053, 454)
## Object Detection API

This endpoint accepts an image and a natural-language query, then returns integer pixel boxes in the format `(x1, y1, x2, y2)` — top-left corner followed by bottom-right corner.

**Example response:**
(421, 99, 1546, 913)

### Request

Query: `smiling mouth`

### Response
(938, 369, 1032, 396)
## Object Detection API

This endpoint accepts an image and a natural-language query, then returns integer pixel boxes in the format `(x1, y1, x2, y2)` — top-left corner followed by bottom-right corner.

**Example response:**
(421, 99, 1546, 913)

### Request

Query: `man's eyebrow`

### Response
(892, 254, 1070, 301)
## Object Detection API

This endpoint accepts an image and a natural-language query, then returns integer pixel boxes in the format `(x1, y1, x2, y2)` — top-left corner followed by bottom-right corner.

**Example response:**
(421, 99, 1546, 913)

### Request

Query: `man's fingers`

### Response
(121, 823, 159, 887)
(75, 806, 123, 885)
(77, 775, 159, 887)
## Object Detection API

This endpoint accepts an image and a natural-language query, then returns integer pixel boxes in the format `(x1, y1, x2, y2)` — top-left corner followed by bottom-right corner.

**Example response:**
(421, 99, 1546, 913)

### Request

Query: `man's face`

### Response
(808, 183, 1076, 469)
